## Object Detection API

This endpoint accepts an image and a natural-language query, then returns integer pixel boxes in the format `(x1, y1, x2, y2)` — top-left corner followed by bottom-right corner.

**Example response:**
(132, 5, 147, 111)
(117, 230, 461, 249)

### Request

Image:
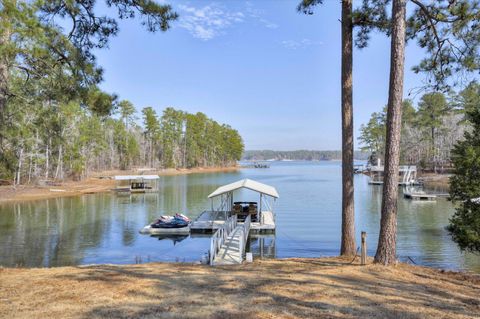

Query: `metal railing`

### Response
(238, 214, 251, 260)
(209, 214, 237, 265)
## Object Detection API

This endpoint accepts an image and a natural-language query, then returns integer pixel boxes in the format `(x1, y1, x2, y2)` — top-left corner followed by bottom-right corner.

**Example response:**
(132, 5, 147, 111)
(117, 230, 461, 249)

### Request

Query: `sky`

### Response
(94, 0, 429, 151)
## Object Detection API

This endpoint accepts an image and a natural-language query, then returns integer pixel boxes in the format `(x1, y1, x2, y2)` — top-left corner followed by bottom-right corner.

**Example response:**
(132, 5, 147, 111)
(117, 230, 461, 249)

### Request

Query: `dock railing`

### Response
(209, 214, 237, 265)
(238, 214, 251, 260)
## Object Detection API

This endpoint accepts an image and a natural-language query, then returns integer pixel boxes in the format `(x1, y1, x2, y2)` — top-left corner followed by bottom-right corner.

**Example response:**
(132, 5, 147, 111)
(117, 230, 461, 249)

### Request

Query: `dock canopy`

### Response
(114, 175, 160, 180)
(208, 179, 279, 199)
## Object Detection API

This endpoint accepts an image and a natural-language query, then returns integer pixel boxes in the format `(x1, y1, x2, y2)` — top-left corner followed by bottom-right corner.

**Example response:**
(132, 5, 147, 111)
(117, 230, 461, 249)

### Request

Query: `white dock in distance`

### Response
(192, 179, 279, 265)
(368, 165, 418, 186)
(112, 175, 160, 193)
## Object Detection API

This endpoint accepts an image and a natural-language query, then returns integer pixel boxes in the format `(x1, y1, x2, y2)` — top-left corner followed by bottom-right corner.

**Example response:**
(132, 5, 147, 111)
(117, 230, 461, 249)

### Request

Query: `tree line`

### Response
(243, 150, 369, 161)
(0, 1, 242, 185)
(1, 98, 244, 184)
(359, 83, 480, 172)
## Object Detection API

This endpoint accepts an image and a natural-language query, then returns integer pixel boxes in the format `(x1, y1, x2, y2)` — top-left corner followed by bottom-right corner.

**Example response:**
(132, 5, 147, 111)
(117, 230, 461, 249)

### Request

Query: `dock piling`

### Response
(361, 231, 367, 265)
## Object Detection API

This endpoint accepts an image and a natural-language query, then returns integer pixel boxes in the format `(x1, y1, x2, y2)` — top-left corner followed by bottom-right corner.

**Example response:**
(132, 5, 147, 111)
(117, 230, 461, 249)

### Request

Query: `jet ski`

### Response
(150, 214, 190, 228)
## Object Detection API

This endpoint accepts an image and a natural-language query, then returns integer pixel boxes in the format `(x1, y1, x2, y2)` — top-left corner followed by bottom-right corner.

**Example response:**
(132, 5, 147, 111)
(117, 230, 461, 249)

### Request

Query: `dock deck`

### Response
(191, 211, 275, 233)
(404, 192, 437, 200)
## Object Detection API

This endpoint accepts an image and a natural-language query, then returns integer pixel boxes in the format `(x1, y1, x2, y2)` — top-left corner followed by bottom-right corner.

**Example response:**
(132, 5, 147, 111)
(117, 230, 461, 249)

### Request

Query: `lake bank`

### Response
(1, 257, 479, 319)
(0, 166, 239, 203)
(420, 172, 451, 190)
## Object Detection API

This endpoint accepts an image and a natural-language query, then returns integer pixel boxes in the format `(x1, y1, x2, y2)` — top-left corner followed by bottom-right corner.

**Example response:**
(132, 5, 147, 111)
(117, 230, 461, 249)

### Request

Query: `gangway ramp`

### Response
(210, 215, 251, 265)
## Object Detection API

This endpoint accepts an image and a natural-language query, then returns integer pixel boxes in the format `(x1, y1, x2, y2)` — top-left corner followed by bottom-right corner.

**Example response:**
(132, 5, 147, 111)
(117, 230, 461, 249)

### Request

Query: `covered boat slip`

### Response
(113, 175, 160, 193)
(190, 179, 279, 234)
(368, 165, 418, 186)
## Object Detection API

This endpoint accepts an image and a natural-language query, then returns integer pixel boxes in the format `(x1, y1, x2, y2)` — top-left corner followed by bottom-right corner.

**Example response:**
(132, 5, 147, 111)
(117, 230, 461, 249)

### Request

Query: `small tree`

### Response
(448, 107, 480, 254)
(415, 92, 449, 172)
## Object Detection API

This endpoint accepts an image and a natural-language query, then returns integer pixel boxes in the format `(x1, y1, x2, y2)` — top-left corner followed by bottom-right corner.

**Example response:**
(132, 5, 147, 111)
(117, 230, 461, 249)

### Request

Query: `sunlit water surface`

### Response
(0, 161, 478, 272)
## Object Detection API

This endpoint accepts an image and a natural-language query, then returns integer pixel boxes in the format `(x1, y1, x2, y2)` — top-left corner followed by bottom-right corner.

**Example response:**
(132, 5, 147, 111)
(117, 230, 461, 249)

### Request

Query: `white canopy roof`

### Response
(114, 175, 160, 180)
(208, 179, 279, 199)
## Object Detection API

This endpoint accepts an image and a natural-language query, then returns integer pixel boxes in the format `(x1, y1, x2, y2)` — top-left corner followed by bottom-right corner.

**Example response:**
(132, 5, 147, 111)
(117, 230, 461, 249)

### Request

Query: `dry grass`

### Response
(1, 257, 479, 319)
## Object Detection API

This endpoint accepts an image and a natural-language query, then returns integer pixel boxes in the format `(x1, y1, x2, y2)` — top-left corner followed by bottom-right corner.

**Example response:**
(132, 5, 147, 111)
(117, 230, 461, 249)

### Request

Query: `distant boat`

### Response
(265, 158, 276, 162)
(281, 159, 293, 162)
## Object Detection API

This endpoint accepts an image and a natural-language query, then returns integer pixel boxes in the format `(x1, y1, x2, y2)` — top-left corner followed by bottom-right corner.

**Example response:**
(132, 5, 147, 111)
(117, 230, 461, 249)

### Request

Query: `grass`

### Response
(1, 257, 479, 319)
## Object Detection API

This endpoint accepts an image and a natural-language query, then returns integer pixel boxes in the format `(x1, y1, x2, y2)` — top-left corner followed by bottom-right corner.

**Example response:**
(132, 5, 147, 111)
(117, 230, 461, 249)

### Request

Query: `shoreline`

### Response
(0, 166, 239, 204)
(0, 257, 478, 318)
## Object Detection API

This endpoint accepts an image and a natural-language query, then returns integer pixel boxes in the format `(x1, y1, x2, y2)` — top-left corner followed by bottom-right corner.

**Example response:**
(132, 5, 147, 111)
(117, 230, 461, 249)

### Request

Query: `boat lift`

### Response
(191, 179, 279, 265)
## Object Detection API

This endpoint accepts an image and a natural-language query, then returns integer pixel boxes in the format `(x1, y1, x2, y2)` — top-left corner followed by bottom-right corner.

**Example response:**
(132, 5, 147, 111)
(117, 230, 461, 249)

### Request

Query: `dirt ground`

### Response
(1, 257, 479, 319)
(0, 167, 239, 203)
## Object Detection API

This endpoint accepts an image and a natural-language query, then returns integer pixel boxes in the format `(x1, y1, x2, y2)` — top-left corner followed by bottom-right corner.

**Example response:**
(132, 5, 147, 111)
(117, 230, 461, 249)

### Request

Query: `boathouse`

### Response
(369, 165, 418, 186)
(113, 175, 160, 193)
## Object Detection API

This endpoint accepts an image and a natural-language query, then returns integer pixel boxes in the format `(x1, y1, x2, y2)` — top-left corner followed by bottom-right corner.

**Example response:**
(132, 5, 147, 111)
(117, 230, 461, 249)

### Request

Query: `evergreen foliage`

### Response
(0, 97, 244, 183)
(448, 106, 480, 253)
(358, 87, 478, 169)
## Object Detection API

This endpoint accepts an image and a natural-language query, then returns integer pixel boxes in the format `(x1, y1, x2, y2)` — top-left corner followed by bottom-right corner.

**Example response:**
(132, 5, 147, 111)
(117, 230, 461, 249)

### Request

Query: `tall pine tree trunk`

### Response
(340, 0, 356, 256)
(374, 0, 407, 265)
(0, 21, 11, 147)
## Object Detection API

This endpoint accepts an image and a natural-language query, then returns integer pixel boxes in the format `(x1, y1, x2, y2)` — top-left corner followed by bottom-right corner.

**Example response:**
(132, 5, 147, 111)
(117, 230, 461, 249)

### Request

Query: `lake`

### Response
(0, 161, 479, 272)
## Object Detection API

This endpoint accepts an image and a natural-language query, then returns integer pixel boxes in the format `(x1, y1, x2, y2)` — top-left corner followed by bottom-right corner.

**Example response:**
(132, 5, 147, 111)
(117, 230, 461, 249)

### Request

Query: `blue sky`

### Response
(95, 0, 427, 151)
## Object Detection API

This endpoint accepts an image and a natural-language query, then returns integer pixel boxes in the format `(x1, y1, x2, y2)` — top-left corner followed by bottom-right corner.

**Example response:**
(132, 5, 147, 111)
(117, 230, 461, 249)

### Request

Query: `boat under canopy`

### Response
(191, 178, 278, 233)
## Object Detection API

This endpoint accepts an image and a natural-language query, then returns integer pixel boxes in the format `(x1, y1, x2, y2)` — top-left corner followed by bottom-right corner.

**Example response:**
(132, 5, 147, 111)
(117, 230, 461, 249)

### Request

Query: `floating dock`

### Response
(139, 225, 191, 235)
(404, 191, 437, 201)
(190, 210, 275, 234)
(368, 164, 418, 186)
(140, 178, 279, 266)
(203, 179, 279, 265)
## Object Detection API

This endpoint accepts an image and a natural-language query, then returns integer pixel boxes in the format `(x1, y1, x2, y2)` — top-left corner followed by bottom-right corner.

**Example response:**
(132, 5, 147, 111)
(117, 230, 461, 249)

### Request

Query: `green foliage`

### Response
(416, 93, 449, 130)
(359, 111, 386, 154)
(358, 101, 414, 156)
(358, 87, 480, 169)
(449, 105, 480, 253)
(456, 81, 480, 120)
(350, 0, 480, 90)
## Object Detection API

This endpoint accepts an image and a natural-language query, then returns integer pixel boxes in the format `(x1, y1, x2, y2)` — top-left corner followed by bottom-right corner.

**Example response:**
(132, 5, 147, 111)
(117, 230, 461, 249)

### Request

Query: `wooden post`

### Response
(361, 231, 367, 265)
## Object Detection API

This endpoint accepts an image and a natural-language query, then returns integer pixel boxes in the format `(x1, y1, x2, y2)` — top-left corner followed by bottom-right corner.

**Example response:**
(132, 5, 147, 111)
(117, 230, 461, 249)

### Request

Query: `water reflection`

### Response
(0, 162, 478, 272)
(249, 235, 276, 259)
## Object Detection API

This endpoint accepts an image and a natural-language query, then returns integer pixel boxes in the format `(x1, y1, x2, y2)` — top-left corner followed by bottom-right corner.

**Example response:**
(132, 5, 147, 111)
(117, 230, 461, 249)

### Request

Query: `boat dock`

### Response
(140, 178, 279, 265)
(368, 164, 418, 186)
(112, 175, 160, 194)
(404, 192, 437, 200)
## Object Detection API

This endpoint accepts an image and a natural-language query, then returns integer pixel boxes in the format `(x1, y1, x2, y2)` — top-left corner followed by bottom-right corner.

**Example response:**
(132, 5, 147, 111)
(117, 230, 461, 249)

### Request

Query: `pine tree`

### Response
(448, 106, 480, 253)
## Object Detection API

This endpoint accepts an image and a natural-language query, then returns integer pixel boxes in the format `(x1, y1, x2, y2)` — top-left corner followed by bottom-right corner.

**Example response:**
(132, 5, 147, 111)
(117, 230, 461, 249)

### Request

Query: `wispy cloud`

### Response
(245, 3, 279, 29)
(176, 2, 278, 41)
(280, 39, 323, 50)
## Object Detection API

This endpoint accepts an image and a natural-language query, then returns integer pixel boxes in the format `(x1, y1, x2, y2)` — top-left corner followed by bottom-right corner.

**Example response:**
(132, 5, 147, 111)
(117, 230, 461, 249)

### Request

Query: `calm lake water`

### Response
(1, 161, 479, 272)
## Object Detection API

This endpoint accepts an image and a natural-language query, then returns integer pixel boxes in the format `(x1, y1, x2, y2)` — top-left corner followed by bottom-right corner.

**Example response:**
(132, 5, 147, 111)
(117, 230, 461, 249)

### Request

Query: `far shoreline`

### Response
(0, 166, 240, 204)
